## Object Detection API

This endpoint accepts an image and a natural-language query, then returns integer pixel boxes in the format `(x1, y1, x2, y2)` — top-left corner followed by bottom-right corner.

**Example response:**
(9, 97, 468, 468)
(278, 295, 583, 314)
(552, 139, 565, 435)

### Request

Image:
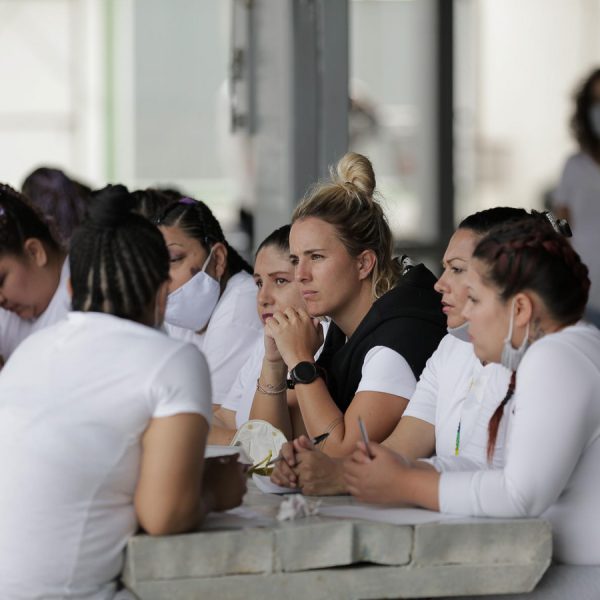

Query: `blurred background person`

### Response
(553, 68, 600, 327)
(21, 166, 91, 249)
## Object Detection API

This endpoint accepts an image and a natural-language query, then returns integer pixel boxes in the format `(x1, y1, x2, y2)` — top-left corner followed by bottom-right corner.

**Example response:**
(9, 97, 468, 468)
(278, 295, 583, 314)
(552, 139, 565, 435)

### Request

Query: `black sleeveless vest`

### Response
(316, 264, 446, 413)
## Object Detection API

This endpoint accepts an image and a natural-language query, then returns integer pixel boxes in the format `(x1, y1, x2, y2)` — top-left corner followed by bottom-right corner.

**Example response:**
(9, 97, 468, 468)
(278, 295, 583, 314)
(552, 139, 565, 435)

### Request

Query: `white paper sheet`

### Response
(318, 503, 462, 525)
(252, 474, 300, 494)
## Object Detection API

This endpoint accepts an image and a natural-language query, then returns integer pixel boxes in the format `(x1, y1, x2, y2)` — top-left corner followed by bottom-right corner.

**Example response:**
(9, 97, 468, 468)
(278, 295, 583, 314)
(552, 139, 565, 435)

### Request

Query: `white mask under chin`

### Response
(164, 249, 220, 331)
(447, 322, 471, 343)
(500, 298, 530, 371)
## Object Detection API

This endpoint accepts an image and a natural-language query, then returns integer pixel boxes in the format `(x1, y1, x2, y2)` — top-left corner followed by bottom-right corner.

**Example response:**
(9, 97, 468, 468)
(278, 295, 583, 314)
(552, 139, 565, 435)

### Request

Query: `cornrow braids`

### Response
(0, 183, 61, 257)
(474, 219, 591, 461)
(474, 219, 590, 325)
(487, 371, 516, 463)
(156, 198, 252, 276)
(70, 185, 169, 322)
(131, 188, 175, 223)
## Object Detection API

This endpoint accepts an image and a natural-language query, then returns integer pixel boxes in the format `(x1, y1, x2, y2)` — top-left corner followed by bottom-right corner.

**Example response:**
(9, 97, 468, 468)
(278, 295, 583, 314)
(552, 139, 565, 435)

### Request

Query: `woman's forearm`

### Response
(293, 379, 350, 456)
(249, 358, 293, 439)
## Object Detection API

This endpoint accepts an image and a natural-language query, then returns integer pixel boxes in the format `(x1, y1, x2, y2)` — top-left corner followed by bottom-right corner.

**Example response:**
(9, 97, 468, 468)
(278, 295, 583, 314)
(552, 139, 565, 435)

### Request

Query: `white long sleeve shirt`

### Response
(403, 334, 511, 468)
(439, 322, 600, 565)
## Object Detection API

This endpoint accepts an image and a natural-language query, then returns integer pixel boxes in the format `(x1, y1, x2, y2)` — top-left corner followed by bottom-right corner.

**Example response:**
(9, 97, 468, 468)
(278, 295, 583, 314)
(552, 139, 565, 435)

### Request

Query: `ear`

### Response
(23, 238, 48, 268)
(356, 249, 377, 281)
(513, 292, 534, 327)
(211, 242, 228, 281)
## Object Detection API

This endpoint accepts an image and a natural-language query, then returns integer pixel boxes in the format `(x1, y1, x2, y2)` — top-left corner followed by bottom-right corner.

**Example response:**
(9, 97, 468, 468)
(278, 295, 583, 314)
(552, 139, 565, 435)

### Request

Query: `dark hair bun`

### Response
(88, 184, 135, 229)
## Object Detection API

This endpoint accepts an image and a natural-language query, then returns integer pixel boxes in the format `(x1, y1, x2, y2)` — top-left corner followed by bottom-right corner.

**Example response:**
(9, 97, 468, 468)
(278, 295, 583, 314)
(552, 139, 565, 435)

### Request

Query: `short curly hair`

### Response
(571, 68, 600, 157)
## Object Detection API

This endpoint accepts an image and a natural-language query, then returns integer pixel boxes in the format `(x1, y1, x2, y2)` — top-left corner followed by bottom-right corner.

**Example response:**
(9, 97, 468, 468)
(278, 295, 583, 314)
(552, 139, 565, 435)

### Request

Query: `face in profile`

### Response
(289, 217, 365, 319)
(462, 259, 512, 364)
(434, 228, 479, 329)
(159, 225, 213, 293)
(0, 241, 54, 320)
(253, 244, 304, 323)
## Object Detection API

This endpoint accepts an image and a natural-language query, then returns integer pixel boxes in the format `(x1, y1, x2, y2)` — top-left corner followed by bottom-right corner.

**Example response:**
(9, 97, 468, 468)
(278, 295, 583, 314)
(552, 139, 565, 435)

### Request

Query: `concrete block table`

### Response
(122, 484, 551, 599)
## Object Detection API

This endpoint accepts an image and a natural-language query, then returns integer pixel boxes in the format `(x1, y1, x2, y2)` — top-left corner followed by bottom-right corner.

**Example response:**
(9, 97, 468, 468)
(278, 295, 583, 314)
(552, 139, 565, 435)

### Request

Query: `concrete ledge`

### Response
(412, 519, 552, 568)
(122, 485, 552, 598)
(123, 529, 273, 581)
(125, 563, 552, 600)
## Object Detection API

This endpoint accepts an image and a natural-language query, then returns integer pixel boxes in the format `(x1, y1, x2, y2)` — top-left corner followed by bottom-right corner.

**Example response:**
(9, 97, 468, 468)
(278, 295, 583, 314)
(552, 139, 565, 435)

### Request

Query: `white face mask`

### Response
(589, 103, 600, 139)
(164, 248, 220, 332)
(500, 298, 530, 371)
(447, 321, 471, 342)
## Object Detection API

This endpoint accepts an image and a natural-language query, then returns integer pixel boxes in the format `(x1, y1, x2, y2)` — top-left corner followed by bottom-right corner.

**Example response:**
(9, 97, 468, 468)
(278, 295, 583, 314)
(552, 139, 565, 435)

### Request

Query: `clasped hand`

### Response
(265, 307, 323, 367)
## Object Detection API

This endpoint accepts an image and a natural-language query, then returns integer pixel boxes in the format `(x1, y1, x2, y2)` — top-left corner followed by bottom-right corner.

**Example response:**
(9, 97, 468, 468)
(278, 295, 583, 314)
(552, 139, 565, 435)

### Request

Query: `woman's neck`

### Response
(331, 282, 374, 339)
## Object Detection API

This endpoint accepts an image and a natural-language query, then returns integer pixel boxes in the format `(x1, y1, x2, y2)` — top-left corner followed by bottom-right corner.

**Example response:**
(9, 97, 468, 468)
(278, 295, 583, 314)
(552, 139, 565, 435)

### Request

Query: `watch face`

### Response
(293, 361, 317, 383)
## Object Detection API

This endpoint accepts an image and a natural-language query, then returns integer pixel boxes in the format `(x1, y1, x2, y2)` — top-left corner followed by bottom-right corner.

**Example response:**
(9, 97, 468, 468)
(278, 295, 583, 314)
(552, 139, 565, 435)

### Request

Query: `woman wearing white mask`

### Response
(553, 68, 600, 327)
(157, 198, 263, 407)
(345, 219, 600, 572)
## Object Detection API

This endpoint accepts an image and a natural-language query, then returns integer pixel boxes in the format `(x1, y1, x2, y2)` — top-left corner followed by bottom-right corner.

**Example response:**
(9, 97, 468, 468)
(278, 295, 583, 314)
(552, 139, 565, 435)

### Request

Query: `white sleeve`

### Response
(221, 339, 264, 426)
(355, 346, 416, 399)
(552, 155, 578, 208)
(402, 342, 443, 425)
(421, 455, 487, 473)
(203, 320, 262, 406)
(149, 343, 213, 424)
(439, 341, 593, 517)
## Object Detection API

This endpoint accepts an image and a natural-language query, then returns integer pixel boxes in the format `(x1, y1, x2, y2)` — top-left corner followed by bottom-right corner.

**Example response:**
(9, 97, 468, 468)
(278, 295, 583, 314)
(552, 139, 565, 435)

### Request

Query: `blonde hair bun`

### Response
(332, 152, 376, 198)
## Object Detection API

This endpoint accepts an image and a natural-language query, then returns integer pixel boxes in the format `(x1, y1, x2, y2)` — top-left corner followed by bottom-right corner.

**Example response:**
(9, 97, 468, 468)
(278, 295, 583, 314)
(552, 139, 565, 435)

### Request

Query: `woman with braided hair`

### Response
(345, 218, 600, 567)
(157, 196, 263, 407)
(0, 183, 70, 365)
(0, 185, 246, 598)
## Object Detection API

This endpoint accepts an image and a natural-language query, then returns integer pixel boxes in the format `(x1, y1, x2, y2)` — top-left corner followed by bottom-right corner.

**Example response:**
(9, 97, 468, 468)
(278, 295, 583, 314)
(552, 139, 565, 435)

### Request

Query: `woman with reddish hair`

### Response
(345, 218, 600, 568)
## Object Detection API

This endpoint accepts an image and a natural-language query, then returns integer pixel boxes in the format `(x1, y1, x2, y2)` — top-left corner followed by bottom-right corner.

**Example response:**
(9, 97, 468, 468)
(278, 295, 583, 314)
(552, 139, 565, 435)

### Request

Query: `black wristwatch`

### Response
(287, 361, 322, 389)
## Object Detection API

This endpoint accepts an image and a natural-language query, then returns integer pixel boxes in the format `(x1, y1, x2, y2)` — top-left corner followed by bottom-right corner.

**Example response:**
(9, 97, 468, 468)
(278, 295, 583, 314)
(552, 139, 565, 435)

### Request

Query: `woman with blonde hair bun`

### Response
(250, 152, 446, 458)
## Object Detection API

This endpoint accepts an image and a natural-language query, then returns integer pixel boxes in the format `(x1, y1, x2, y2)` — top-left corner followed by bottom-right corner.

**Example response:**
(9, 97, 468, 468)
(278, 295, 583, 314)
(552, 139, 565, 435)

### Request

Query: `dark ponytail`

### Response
(487, 371, 516, 462)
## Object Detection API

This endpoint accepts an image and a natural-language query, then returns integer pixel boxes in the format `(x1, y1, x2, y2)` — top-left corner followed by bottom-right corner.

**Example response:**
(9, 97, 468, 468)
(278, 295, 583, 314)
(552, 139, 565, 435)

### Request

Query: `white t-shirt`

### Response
(553, 152, 600, 310)
(403, 334, 512, 469)
(0, 258, 70, 361)
(439, 322, 600, 565)
(221, 336, 265, 427)
(355, 346, 417, 399)
(165, 271, 263, 405)
(0, 312, 212, 599)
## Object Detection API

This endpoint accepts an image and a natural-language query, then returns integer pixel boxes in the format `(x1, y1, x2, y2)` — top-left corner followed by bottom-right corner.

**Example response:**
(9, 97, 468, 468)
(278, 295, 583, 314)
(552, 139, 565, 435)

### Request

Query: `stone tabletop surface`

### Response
(123, 482, 552, 600)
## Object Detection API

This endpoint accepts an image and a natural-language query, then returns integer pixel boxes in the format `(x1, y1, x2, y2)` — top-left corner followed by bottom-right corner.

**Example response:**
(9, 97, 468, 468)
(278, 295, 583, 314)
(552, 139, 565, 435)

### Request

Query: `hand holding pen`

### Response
(357, 416, 374, 459)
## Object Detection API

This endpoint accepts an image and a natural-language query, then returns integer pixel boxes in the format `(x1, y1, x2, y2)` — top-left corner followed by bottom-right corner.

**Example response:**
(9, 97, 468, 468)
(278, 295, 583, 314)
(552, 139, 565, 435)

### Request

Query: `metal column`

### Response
(249, 0, 349, 248)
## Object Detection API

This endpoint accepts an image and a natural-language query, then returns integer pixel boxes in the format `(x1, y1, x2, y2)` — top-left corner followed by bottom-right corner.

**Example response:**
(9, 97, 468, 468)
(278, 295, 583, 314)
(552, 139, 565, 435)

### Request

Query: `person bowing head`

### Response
(157, 197, 262, 407)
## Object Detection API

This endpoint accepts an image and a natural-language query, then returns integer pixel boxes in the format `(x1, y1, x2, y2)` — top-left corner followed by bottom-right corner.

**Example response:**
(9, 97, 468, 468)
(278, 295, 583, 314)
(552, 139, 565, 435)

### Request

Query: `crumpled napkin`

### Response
(276, 495, 321, 521)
